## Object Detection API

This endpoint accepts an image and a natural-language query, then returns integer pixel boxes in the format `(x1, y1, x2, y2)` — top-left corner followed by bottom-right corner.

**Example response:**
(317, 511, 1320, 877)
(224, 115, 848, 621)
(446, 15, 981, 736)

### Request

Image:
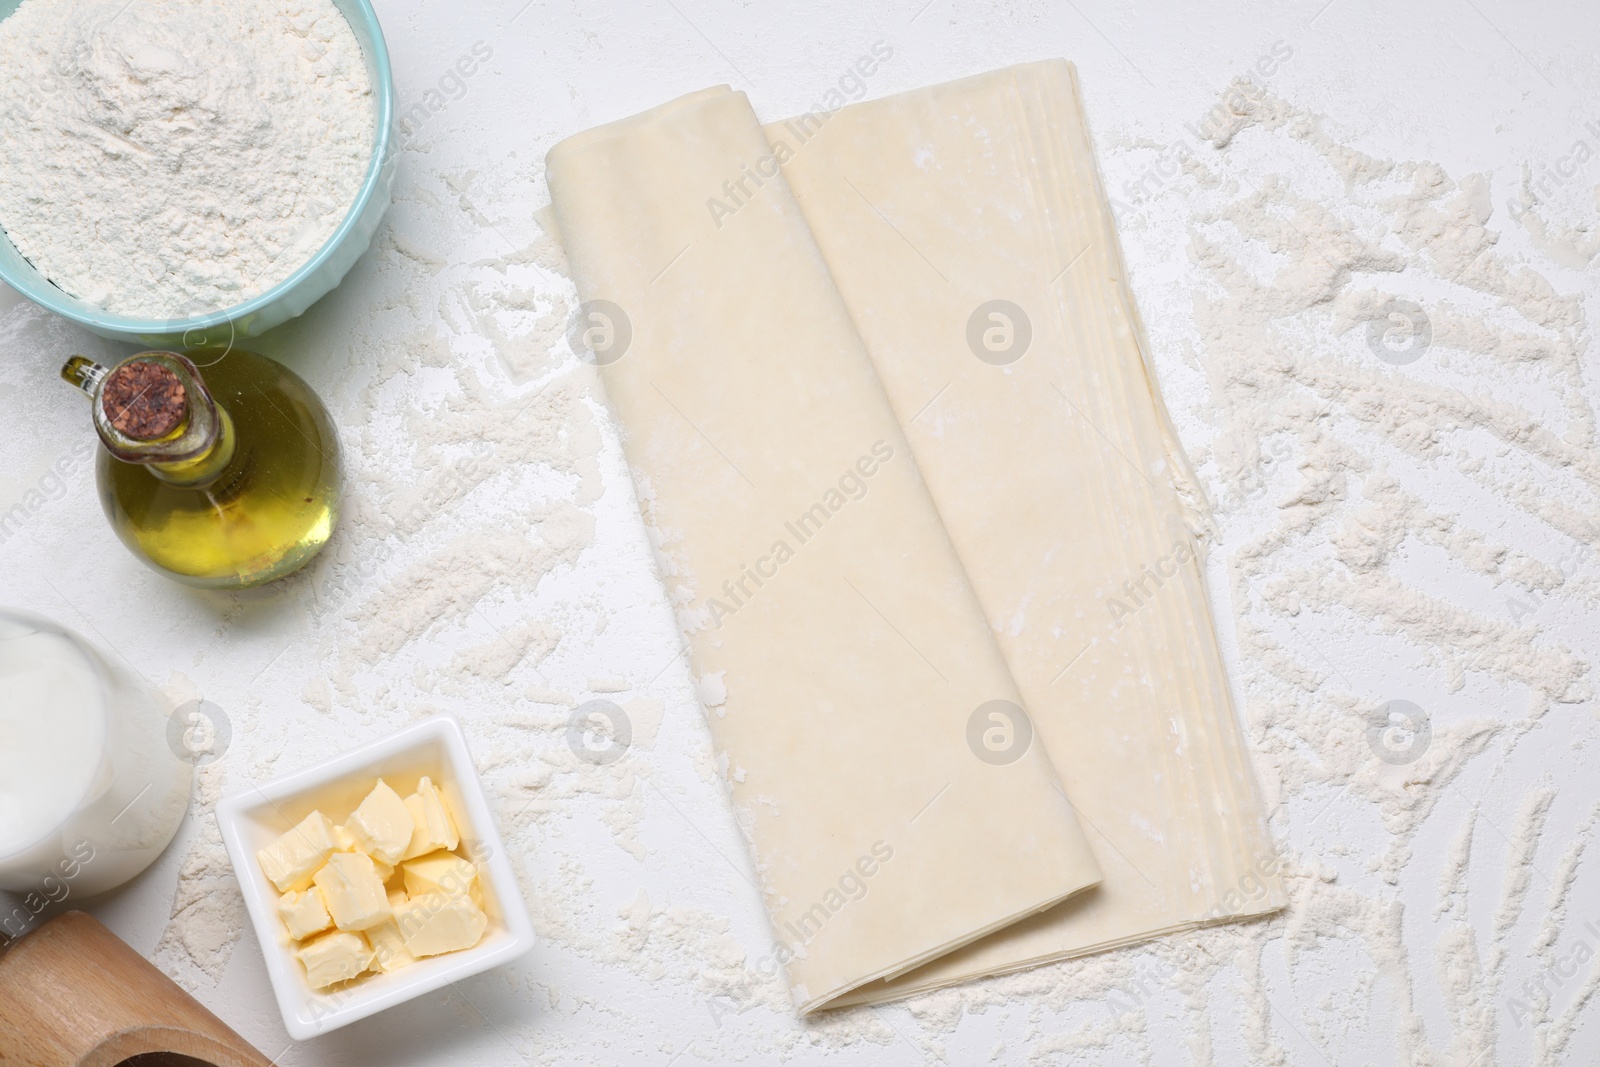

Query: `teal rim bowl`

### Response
(0, 0, 396, 347)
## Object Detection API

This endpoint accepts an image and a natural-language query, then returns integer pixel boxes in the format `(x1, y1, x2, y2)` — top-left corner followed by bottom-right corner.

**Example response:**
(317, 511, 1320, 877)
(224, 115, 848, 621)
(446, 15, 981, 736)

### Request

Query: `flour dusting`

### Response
(132, 73, 1600, 1064)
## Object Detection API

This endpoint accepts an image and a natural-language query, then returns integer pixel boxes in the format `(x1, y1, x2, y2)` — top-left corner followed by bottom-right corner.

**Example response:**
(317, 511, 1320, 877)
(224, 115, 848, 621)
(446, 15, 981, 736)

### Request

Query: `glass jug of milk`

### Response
(0, 610, 192, 907)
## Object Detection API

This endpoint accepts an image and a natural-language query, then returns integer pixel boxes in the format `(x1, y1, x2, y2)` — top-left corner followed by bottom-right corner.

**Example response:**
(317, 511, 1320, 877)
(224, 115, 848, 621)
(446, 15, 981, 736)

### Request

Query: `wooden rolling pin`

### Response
(0, 911, 272, 1067)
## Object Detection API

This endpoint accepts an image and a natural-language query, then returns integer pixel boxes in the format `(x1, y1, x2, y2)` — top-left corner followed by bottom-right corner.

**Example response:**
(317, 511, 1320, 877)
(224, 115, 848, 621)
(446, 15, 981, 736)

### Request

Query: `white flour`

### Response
(118, 77, 1597, 1065)
(1100, 79, 1596, 1065)
(0, 0, 373, 318)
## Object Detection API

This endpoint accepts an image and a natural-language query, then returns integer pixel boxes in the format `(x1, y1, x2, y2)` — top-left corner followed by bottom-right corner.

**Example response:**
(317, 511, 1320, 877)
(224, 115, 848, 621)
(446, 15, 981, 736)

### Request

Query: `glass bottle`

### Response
(61, 348, 341, 589)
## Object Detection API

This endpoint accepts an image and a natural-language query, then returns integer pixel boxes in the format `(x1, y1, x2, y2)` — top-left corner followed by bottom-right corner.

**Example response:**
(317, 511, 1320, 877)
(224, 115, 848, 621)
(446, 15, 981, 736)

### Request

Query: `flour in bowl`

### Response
(0, 0, 374, 319)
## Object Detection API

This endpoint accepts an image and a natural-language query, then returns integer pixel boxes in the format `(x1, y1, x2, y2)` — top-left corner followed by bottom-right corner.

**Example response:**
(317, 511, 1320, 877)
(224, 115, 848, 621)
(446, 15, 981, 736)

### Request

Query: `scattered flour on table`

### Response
(0, 0, 373, 317)
(150, 671, 246, 989)
(1089, 79, 1597, 1066)
(137, 79, 1599, 1065)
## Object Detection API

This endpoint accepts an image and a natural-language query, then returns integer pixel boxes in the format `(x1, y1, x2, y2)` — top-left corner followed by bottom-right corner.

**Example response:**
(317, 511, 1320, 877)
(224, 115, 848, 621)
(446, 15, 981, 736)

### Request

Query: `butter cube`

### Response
(295, 930, 373, 989)
(333, 823, 358, 851)
(400, 777, 459, 860)
(402, 851, 478, 901)
(313, 852, 392, 932)
(258, 811, 339, 893)
(346, 779, 415, 865)
(365, 889, 418, 974)
(277, 888, 332, 940)
(394, 893, 488, 958)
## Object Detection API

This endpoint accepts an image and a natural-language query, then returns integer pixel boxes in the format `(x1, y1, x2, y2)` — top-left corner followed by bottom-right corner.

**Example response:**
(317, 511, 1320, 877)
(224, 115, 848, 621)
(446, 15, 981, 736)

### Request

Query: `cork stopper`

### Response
(101, 360, 188, 441)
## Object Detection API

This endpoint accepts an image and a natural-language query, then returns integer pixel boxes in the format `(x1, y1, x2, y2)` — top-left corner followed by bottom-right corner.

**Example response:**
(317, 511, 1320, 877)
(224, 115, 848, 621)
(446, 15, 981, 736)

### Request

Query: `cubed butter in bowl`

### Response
(217, 715, 534, 1040)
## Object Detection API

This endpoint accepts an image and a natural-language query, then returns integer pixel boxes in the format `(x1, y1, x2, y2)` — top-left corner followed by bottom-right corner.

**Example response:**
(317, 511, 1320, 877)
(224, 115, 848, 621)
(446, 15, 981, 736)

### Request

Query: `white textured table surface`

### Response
(4, 1, 1598, 1063)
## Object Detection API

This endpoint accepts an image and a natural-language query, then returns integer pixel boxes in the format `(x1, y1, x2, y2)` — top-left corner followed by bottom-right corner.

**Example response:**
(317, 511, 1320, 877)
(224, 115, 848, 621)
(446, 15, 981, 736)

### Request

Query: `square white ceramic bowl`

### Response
(217, 715, 534, 1040)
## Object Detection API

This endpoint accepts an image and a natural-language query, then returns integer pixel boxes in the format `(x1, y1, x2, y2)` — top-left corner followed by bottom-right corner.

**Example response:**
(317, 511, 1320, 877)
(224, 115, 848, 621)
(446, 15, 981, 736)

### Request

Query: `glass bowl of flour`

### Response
(0, 0, 395, 346)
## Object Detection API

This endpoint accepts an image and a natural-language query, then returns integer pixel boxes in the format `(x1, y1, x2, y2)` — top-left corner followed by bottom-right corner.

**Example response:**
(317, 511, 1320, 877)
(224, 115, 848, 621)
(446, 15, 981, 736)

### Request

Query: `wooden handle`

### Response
(0, 911, 273, 1067)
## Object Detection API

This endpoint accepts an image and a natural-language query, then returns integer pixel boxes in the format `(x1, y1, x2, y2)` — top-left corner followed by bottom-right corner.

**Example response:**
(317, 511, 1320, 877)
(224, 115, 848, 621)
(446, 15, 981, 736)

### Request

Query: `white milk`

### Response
(0, 613, 191, 902)
(0, 624, 106, 856)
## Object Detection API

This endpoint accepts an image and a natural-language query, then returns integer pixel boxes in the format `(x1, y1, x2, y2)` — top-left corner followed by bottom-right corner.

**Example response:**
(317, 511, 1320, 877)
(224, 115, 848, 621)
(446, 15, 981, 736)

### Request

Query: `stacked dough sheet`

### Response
(546, 60, 1284, 1013)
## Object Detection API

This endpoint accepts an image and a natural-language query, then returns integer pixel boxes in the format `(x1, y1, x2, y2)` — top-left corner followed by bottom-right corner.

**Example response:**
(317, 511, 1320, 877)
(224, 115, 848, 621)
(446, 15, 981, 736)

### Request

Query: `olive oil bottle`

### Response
(61, 348, 341, 589)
